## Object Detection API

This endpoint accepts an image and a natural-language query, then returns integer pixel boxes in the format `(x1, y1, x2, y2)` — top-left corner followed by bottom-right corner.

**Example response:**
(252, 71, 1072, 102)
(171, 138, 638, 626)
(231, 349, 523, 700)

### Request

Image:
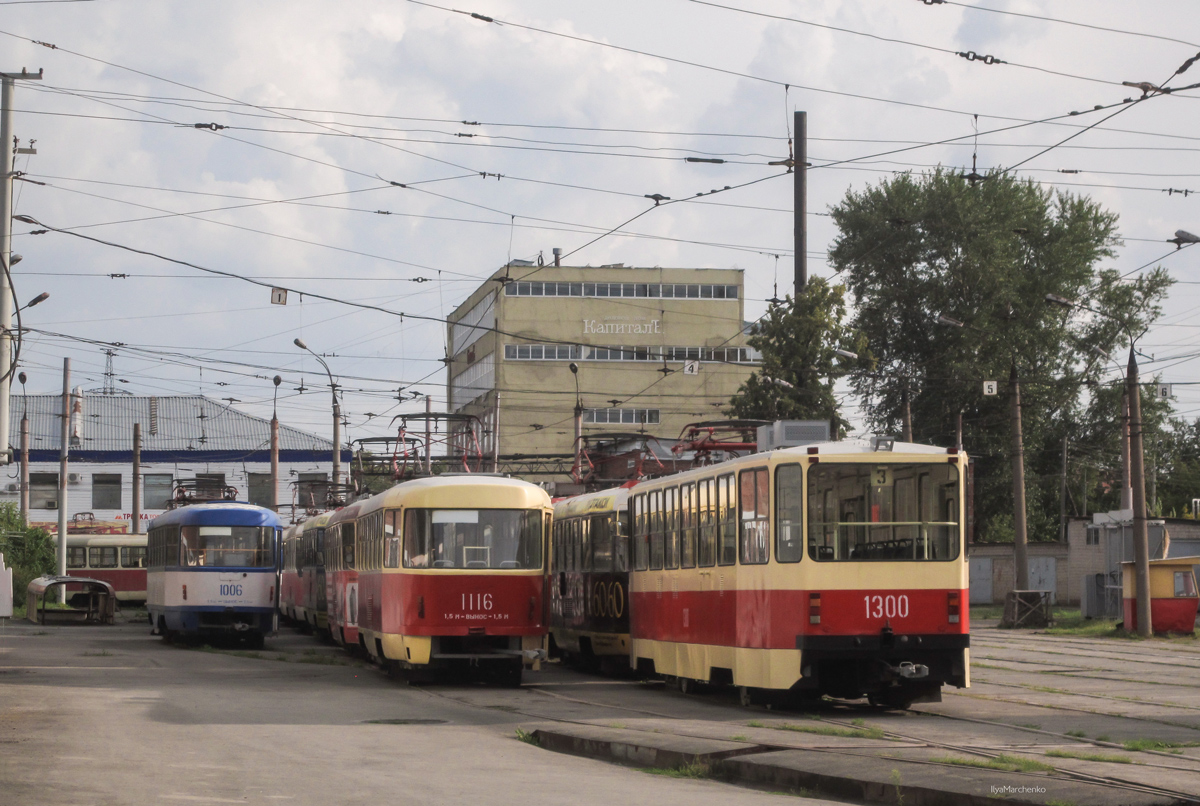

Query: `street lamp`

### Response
(1044, 292, 1153, 637)
(294, 338, 341, 492)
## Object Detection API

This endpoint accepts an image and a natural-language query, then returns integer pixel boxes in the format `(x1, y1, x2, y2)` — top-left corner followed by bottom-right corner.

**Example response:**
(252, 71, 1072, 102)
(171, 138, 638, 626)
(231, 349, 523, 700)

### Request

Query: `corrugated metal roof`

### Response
(9, 394, 333, 453)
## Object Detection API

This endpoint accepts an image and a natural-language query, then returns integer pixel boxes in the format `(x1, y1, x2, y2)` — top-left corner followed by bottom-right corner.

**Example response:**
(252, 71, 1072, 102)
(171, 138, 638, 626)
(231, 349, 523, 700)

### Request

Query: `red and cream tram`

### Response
(355, 475, 553, 685)
(626, 438, 969, 708)
(65, 534, 149, 602)
(297, 513, 331, 633)
(550, 487, 631, 669)
(279, 521, 303, 623)
(324, 501, 362, 648)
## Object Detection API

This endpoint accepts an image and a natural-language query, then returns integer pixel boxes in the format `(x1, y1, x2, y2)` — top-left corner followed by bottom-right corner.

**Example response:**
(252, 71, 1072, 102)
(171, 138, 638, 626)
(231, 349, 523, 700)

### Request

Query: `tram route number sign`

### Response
(271, 287, 288, 305)
(683, 360, 699, 375)
(982, 380, 998, 396)
(1158, 384, 1173, 400)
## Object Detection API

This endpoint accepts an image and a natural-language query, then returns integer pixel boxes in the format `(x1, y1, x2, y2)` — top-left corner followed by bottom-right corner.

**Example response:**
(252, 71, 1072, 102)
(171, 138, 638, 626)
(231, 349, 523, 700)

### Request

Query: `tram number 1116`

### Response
(462, 593, 493, 611)
(864, 594, 909, 619)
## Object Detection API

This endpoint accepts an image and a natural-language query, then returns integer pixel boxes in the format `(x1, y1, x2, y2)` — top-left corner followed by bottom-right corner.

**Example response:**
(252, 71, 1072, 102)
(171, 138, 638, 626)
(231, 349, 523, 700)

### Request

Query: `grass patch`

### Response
(639, 761, 710, 779)
(747, 720, 765, 728)
(931, 754, 1055, 773)
(607, 722, 627, 729)
(514, 728, 539, 746)
(730, 734, 748, 741)
(1017, 723, 1041, 730)
(1065, 729, 1086, 738)
(774, 723, 886, 741)
(1122, 738, 1200, 753)
(1045, 749, 1133, 764)
(80, 649, 113, 657)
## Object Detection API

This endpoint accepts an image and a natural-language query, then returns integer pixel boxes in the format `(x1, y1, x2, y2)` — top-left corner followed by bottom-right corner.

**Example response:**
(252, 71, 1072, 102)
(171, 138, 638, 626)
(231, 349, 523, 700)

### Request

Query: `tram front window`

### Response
(403, 509, 543, 570)
(807, 464, 960, 561)
(180, 526, 275, 567)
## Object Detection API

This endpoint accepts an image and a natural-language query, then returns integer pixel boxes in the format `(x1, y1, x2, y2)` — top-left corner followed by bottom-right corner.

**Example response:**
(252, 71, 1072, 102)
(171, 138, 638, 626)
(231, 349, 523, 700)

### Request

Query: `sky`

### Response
(3, 0, 1200, 451)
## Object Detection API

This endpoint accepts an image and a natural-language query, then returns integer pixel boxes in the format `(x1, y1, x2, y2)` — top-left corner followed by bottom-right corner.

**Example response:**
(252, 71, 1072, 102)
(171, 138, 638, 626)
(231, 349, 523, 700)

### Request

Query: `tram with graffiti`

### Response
(625, 437, 969, 708)
(324, 500, 362, 648)
(355, 475, 553, 685)
(549, 487, 631, 670)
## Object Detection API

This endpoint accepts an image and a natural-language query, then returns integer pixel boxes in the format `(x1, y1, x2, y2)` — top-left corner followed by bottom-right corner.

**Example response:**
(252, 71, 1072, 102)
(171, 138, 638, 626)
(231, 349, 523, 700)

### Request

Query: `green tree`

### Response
(726, 277, 869, 436)
(0, 503, 56, 608)
(827, 168, 1171, 541)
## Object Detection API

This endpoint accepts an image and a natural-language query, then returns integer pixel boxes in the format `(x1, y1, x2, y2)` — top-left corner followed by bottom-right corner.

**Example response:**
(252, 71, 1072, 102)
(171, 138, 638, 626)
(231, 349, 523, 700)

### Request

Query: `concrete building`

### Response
(445, 263, 758, 480)
(3, 393, 350, 532)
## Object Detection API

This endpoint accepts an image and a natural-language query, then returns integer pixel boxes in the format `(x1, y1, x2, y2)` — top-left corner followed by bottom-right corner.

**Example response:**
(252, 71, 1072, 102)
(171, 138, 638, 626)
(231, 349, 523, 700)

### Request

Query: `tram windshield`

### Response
(403, 509, 543, 570)
(180, 526, 275, 567)
(806, 464, 960, 561)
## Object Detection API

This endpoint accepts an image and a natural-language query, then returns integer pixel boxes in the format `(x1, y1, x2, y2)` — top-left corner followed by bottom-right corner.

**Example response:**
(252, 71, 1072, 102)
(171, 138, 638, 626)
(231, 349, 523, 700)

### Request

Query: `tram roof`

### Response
(359, 474, 552, 514)
(148, 502, 281, 529)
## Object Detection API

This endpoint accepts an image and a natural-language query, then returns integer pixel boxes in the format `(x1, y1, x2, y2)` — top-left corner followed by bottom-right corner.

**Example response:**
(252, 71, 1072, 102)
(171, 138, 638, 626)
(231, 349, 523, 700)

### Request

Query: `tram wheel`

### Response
(487, 661, 523, 688)
(678, 677, 695, 695)
(246, 632, 265, 650)
(738, 686, 753, 708)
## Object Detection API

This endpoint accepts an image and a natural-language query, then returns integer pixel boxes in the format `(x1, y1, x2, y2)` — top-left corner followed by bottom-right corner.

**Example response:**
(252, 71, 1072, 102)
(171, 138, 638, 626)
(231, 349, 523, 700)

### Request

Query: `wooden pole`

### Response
(131, 423, 141, 534)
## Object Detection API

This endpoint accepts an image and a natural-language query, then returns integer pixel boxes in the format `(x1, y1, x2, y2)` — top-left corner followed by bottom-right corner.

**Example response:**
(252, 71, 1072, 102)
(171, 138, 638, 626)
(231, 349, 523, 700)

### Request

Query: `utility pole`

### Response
(901, 382, 913, 442)
(1060, 435, 1068, 542)
(491, 392, 500, 472)
(270, 374, 280, 512)
(131, 423, 141, 533)
(332, 393, 341, 491)
(955, 411, 964, 452)
(793, 111, 807, 295)
(56, 358, 69, 601)
(424, 395, 432, 474)
(0, 68, 43, 466)
(19, 412, 28, 519)
(1010, 363, 1029, 590)
(1127, 349, 1153, 637)
(1120, 393, 1133, 510)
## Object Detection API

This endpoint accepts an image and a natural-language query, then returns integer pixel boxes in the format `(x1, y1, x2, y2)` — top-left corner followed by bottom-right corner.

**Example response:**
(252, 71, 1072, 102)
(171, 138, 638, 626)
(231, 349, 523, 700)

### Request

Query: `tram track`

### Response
(415, 674, 1200, 804)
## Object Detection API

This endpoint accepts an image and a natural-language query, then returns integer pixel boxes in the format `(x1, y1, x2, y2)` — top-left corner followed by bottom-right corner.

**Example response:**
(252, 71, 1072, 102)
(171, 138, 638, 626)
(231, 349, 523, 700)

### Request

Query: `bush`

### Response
(0, 503, 57, 609)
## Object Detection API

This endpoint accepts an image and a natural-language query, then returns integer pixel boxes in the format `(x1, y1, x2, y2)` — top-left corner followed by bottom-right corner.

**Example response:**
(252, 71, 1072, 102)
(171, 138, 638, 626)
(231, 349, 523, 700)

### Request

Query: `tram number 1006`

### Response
(864, 594, 909, 619)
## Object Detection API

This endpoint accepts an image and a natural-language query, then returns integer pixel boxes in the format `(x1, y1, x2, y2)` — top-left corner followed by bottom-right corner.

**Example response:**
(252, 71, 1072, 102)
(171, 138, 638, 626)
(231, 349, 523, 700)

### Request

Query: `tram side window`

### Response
(680, 482, 697, 569)
(591, 514, 613, 572)
(717, 474, 737, 566)
(739, 467, 770, 564)
(648, 490, 664, 570)
(89, 546, 119, 569)
(664, 487, 679, 569)
(615, 509, 629, 572)
(122, 545, 147, 569)
(385, 511, 400, 568)
(633, 494, 649, 571)
(343, 522, 356, 569)
(697, 478, 716, 567)
(67, 546, 87, 569)
(776, 464, 804, 563)
(576, 513, 585, 570)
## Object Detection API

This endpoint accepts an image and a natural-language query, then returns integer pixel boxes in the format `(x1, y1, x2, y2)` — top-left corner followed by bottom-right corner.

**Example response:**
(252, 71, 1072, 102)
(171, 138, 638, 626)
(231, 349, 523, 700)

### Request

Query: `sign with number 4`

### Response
(983, 380, 998, 396)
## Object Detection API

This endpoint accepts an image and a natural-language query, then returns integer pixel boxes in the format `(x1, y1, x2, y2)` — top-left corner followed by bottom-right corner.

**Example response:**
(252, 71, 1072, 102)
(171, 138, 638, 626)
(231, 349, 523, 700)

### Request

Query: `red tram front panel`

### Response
(363, 572, 544, 637)
(65, 567, 147, 601)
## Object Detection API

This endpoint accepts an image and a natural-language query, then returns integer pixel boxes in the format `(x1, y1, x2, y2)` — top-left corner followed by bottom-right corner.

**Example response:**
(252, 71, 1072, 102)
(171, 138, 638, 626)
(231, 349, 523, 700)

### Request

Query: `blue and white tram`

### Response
(146, 502, 281, 647)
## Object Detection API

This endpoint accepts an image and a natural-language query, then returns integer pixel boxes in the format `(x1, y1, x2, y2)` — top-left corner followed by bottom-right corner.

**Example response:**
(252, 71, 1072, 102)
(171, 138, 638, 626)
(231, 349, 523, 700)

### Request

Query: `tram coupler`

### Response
(892, 661, 929, 679)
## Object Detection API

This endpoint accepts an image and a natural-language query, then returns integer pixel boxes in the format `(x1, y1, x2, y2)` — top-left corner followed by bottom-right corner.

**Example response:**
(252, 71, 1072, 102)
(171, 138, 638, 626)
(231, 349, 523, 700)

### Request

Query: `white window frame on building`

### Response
(585, 408, 660, 425)
(143, 474, 173, 510)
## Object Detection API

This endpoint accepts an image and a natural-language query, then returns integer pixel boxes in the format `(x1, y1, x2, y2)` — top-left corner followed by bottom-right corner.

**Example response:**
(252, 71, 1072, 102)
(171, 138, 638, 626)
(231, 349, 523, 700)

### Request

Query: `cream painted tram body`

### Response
(627, 438, 969, 707)
(354, 475, 553, 685)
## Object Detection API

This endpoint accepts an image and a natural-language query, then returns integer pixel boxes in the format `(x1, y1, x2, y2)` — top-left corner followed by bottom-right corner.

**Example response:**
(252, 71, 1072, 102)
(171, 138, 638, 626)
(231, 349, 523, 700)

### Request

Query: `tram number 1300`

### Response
(864, 594, 909, 619)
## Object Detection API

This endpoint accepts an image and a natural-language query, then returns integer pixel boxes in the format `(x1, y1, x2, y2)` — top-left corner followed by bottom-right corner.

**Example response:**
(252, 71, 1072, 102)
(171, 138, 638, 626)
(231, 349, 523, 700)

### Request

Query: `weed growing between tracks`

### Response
(1045, 749, 1135, 764)
(1122, 738, 1200, 753)
(639, 761, 710, 779)
(931, 754, 1054, 773)
(514, 728, 539, 746)
(771, 722, 887, 741)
